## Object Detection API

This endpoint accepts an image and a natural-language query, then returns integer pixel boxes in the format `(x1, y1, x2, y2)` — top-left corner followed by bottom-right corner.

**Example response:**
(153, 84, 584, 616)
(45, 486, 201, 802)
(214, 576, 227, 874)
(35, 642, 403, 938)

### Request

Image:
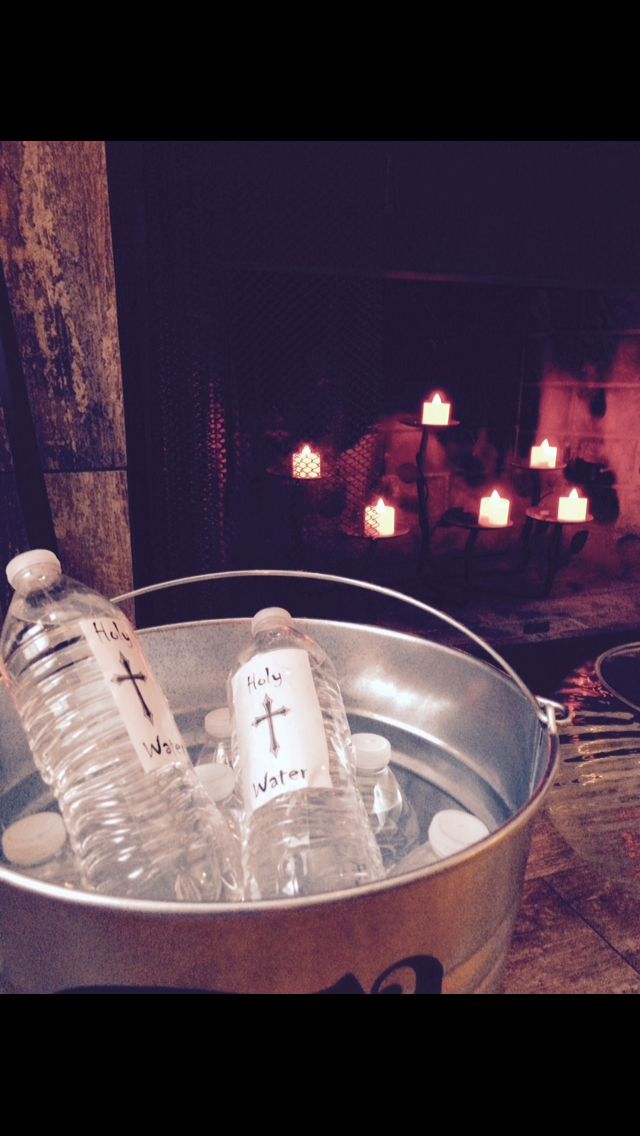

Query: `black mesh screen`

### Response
(106, 142, 554, 628)
(106, 143, 386, 624)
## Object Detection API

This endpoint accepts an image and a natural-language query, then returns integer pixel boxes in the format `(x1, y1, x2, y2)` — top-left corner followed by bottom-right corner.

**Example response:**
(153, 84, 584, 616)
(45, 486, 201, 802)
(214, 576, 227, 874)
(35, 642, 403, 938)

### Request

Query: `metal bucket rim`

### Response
(142, 611, 550, 727)
(0, 779, 550, 915)
(112, 567, 553, 728)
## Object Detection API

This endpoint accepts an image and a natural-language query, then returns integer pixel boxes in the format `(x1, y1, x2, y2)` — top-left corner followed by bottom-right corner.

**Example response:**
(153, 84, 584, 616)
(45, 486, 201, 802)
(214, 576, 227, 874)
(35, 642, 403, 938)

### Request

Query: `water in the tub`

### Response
(1, 707, 503, 892)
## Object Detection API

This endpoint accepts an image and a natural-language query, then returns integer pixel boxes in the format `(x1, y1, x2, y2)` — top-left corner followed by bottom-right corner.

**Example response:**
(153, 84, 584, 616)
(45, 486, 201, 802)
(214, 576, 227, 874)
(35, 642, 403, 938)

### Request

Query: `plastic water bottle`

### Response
(194, 745, 244, 904)
(0, 549, 239, 903)
(352, 732, 420, 870)
(228, 607, 384, 900)
(195, 708, 235, 769)
(389, 808, 491, 877)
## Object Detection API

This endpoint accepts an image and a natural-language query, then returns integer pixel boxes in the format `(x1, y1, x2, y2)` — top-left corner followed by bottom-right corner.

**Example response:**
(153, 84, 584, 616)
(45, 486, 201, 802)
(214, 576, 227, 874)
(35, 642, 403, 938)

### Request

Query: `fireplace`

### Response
(103, 141, 640, 644)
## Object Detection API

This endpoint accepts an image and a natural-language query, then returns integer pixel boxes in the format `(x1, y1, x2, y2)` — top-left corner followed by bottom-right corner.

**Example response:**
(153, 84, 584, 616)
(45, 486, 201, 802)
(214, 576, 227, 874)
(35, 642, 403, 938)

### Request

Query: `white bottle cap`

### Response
(428, 809, 490, 860)
(6, 549, 61, 591)
(251, 607, 294, 636)
(352, 732, 392, 770)
(204, 708, 232, 738)
(195, 762, 236, 802)
(2, 812, 68, 867)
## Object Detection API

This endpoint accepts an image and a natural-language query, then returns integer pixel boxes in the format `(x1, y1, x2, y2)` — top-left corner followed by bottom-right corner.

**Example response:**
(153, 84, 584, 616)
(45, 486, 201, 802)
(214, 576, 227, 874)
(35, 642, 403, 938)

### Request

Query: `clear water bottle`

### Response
(194, 758, 244, 899)
(195, 708, 235, 769)
(0, 549, 238, 903)
(228, 607, 384, 900)
(389, 808, 491, 877)
(352, 732, 420, 870)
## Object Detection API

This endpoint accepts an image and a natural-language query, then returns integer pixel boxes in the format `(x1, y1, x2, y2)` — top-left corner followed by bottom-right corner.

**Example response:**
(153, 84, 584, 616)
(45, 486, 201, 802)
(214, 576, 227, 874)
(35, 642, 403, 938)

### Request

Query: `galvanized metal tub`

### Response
(0, 571, 558, 995)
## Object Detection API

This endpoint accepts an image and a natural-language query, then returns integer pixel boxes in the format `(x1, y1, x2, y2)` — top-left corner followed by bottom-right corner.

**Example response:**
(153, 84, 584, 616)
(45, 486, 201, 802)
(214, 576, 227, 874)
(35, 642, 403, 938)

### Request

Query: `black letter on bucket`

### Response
(319, 955, 444, 995)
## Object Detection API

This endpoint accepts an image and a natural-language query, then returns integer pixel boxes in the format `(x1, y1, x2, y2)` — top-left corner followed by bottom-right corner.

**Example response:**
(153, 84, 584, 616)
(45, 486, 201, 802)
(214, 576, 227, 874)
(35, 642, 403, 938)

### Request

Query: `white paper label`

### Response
(79, 617, 189, 774)
(232, 647, 332, 813)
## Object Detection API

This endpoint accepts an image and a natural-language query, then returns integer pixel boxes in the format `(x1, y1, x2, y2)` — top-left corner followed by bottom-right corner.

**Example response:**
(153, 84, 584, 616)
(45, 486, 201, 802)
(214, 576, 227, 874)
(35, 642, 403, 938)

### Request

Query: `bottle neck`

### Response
(253, 624, 293, 647)
(356, 763, 389, 783)
(12, 563, 62, 596)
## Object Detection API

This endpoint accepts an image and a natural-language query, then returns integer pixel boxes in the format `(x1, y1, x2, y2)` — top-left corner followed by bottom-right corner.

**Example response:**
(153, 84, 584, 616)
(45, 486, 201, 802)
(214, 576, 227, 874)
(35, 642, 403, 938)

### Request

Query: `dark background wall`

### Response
(108, 141, 640, 287)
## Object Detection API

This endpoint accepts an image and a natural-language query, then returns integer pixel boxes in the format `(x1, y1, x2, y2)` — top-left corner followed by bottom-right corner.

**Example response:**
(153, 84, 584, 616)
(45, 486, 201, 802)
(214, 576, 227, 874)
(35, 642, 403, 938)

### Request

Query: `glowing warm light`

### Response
(530, 438, 558, 469)
(292, 444, 321, 479)
(421, 392, 451, 426)
(364, 497, 396, 537)
(478, 490, 510, 527)
(558, 488, 588, 522)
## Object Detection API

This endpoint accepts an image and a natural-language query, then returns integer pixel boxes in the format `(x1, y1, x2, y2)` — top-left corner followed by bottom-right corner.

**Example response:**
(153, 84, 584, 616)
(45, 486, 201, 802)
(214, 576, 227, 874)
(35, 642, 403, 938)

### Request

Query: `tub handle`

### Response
(536, 697, 570, 729)
(112, 568, 554, 731)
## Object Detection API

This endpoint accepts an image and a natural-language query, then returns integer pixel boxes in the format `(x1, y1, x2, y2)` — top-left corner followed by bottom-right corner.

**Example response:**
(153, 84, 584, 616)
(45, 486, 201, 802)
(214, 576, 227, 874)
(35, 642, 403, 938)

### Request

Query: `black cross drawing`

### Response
(252, 693, 290, 757)
(112, 652, 154, 723)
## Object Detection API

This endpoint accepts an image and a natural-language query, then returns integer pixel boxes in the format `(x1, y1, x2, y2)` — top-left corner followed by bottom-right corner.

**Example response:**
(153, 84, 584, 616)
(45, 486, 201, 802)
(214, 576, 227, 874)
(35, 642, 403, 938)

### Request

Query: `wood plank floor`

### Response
(501, 810, 640, 994)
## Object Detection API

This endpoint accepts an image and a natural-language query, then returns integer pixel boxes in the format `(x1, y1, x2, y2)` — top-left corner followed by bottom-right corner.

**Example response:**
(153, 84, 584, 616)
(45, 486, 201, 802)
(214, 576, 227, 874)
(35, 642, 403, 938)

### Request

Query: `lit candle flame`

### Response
(530, 437, 558, 469)
(478, 489, 510, 527)
(557, 487, 588, 521)
(364, 497, 395, 537)
(421, 392, 451, 426)
(291, 443, 321, 478)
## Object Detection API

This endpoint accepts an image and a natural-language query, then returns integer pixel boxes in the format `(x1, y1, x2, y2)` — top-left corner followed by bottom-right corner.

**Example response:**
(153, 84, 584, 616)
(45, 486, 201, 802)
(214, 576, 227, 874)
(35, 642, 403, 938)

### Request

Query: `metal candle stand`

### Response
(407, 417, 514, 591)
(509, 459, 567, 509)
(436, 513, 515, 587)
(510, 458, 568, 582)
(508, 458, 593, 594)
(417, 448, 594, 598)
(400, 416, 459, 573)
(523, 506, 594, 596)
(339, 517, 410, 579)
(266, 429, 592, 600)
(266, 467, 327, 568)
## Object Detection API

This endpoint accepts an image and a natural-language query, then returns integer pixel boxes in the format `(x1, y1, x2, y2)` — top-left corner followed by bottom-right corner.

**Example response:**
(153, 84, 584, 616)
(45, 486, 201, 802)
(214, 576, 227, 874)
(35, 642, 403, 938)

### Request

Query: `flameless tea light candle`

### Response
(291, 444, 321, 479)
(421, 392, 451, 427)
(364, 497, 396, 538)
(530, 438, 558, 469)
(557, 488, 588, 522)
(478, 490, 510, 527)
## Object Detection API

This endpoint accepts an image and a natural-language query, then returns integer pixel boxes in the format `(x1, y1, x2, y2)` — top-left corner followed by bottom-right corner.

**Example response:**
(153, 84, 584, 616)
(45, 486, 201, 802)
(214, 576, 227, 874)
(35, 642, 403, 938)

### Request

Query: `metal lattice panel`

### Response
(109, 143, 386, 622)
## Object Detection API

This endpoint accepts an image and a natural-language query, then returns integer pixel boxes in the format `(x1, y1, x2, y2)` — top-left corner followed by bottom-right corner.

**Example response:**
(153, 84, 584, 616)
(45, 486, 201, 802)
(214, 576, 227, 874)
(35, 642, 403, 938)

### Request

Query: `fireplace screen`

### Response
(105, 142, 640, 628)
